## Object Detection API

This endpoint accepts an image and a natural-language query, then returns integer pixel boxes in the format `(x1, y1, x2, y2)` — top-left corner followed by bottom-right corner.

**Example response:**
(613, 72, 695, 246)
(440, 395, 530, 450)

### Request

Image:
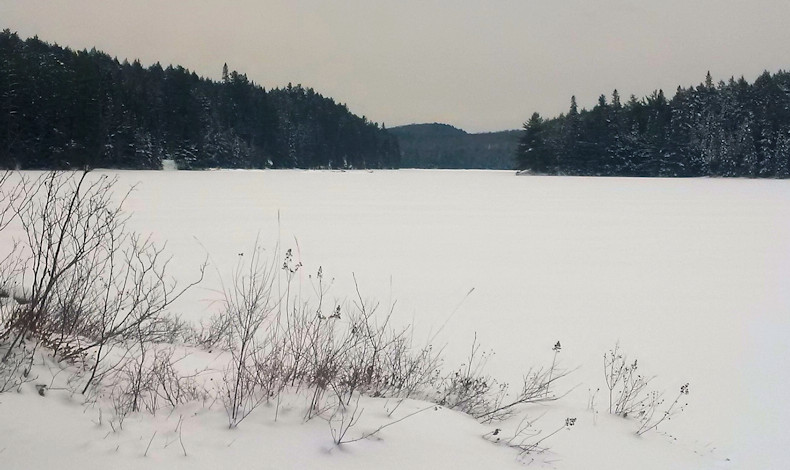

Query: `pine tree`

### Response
(774, 129, 790, 178)
(559, 96, 581, 173)
(516, 69, 790, 178)
(705, 71, 714, 90)
(736, 115, 758, 176)
(517, 112, 553, 173)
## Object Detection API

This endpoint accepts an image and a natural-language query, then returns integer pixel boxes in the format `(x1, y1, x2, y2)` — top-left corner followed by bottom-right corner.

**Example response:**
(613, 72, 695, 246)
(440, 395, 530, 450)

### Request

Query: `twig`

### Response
(144, 431, 157, 457)
(339, 403, 436, 444)
(178, 417, 187, 457)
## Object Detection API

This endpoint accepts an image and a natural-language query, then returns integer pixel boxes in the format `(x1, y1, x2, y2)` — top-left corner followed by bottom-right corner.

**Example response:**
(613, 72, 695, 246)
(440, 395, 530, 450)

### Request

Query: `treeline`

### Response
(0, 30, 399, 170)
(390, 123, 518, 170)
(517, 71, 790, 177)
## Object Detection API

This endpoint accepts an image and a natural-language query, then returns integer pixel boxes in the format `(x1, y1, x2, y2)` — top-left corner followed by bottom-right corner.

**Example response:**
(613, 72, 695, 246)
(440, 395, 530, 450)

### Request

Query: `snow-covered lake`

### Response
(10, 169, 790, 468)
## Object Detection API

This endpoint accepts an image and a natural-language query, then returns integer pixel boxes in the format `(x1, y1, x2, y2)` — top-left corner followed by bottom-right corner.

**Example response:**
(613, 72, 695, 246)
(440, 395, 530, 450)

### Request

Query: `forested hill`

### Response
(0, 30, 400, 170)
(389, 123, 519, 169)
(517, 71, 790, 177)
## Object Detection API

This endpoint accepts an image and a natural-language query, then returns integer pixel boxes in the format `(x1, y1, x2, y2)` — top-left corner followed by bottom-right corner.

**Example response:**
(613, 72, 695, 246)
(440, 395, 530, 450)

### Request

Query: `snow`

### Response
(161, 159, 178, 171)
(0, 368, 526, 470)
(2, 169, 789, 469)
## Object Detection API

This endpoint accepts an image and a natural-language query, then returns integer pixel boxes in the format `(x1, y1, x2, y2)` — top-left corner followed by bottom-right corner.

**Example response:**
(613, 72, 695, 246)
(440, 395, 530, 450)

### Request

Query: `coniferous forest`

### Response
(4, 29, 790, 176)
(0, 30, 400, 170)
(517, 71, 790, 177)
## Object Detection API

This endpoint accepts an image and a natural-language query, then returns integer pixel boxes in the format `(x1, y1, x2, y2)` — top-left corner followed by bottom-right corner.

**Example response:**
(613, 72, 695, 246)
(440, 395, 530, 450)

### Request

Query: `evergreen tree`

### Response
(517, 113, 553, 173)
(774, 129, 790, 177)
(559, 96, 580, 173)
(515, 70, 790, 178)
(0, 31, 398, 170)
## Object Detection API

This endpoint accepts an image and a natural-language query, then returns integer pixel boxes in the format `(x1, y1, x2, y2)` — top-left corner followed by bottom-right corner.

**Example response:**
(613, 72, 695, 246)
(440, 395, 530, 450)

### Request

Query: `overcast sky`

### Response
(2, 0, 789, 132)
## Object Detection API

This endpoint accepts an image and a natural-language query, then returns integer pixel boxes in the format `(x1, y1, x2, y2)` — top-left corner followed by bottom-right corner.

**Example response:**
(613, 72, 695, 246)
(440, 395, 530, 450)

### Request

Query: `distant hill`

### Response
(389, 123, 519, 169)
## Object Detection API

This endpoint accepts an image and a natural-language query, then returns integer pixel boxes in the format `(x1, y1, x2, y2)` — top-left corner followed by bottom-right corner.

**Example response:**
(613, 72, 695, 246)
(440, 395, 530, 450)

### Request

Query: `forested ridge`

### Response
(517, 71, 790, 177)
(0, 30, 400, 170)
(390, 123, 518, 170)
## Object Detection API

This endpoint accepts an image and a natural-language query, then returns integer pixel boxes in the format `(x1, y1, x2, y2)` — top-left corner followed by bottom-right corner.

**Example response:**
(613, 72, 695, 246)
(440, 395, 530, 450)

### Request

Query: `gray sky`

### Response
(2, 0, 789, 132)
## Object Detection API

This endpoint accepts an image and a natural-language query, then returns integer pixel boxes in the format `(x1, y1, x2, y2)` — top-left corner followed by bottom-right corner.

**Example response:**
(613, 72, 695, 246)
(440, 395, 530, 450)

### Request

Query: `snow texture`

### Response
(2, 169, 788, 469)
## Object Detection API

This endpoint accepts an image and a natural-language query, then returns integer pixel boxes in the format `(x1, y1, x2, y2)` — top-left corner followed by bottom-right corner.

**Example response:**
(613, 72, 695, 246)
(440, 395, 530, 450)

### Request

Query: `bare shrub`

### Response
(485, 416, 577, 459)
(0, 171, 29, 385)
(209, 254, 574, 431)
(250, 334, 288, 405)
(278, 272, 447, 420)
(0, 170, 204, 398)
(437, 335, 573, 423)
(189, 312, 233, 349)
(636, 383, 690, 436)
(336, 279, 443, 404)
(604, 342, 654, 417)
(103, 345, 208, 416)
(0, 339, 36, 392)
(221, 242, 279, 427)
(1, 171, 128, 356)
(436, 333, 502, 416)
(603, 343, 690, 435)
(328, 396, 364, 445)
(328, 397, 438, 446)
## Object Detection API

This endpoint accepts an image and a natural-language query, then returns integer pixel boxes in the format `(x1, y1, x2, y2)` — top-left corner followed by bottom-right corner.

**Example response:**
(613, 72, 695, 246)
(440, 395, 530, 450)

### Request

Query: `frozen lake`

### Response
(8, 169, 790, 468)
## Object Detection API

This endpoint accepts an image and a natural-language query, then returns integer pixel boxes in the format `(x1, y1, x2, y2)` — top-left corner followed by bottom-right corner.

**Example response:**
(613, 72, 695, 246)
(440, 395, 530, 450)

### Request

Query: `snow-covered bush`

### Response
(0, 171, 204, 396)
(208, 246, 572, 432)
(636, 383, 690, 436)
(0, 170, 574, 459)
(603, 343, 690, 435)
(604, 343, 654, 417)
